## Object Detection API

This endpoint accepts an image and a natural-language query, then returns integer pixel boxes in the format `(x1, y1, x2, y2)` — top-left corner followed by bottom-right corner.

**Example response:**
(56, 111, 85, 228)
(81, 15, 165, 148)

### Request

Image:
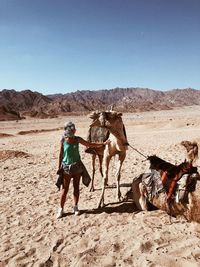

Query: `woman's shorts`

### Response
(62, 161, 83, 176)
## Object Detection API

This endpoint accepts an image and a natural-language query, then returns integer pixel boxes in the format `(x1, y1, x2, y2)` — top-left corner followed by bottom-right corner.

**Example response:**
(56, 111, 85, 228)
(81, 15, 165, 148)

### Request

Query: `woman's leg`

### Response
(73, 173, 81, 206)
(60, 173, 71, 209)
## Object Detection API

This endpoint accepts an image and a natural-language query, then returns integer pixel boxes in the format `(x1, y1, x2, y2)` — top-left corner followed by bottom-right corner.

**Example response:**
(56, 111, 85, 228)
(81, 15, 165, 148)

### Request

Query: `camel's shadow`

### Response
(81, 201, 140, 215)
(61, 201, 139, 217)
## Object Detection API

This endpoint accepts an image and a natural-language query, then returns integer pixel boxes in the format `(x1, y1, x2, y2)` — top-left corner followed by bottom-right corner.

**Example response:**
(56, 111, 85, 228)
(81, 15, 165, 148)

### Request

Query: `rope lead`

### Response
(128, 144, 148, 159)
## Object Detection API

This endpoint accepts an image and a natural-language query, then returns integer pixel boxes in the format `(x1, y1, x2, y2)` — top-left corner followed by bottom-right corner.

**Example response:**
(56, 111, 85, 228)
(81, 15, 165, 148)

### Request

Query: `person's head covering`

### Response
(64, 121, 76, 137)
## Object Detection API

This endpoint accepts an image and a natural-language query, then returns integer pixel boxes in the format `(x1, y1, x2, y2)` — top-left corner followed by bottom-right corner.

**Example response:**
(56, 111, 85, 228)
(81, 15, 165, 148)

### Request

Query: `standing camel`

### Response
(89, 111, 128, 208)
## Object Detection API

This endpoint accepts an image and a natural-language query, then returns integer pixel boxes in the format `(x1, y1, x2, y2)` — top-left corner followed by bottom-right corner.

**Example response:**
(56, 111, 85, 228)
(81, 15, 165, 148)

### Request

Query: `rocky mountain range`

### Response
(0, 87, 200, 120)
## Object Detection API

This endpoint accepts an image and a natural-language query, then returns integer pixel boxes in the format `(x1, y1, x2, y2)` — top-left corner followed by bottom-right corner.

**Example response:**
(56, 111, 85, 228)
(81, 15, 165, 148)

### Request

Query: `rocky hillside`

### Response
(0, 89, 53, 120)
(0, 88, 200, 120)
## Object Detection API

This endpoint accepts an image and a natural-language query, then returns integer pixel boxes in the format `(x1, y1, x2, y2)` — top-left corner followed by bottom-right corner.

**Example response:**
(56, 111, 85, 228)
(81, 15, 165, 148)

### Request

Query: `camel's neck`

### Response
(108, 126, 128, 148)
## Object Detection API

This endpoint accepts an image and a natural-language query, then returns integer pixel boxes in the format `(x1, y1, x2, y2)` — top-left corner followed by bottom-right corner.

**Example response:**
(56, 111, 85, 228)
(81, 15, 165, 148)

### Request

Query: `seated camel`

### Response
(131, 155, 200, 222)
(89, 111, 128, 208)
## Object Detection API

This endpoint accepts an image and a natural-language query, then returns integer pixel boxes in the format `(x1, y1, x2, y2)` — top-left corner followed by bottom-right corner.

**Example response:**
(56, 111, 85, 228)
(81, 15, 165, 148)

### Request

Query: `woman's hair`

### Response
(64, 122, 76, 137)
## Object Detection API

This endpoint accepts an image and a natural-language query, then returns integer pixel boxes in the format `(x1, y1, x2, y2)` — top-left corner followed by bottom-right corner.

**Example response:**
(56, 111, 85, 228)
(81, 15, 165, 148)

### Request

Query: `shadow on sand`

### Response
(91, 182, 133, 191)
(62, 201, 139, 217)
(83, 201, 140, 215)
(61, 200, 158, 218)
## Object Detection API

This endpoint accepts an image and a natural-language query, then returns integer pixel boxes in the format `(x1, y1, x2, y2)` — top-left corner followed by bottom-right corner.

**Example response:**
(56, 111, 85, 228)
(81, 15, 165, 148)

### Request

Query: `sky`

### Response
(0, 0, 200, 95)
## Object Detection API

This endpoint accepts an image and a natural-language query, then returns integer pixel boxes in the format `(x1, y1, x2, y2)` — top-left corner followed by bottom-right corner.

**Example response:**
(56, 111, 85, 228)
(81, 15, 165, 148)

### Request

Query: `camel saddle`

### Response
(85, 126, 109, 154)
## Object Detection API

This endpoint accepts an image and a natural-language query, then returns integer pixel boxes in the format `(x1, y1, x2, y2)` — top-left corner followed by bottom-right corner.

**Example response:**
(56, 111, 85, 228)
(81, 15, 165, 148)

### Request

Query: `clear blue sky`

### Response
(0, 0, 200, 94)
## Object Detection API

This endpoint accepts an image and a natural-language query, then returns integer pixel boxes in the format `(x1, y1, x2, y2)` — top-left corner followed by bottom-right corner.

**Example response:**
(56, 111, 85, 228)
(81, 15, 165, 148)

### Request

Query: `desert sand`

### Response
(1, 106, 200, 267)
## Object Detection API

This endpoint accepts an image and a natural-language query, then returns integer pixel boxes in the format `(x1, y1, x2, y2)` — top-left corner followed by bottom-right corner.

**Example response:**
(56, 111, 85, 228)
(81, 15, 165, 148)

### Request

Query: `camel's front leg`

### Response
(131, 175, 147, 210)
(97, 155, 111, 208)
(115, 152, 126, 202)
(90, 154, 96, 192)
(138, 183, 148, 211)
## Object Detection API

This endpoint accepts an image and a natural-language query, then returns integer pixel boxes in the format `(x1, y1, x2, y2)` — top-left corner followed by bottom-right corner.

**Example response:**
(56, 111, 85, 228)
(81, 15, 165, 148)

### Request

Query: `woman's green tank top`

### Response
(62, 137, 80, 165)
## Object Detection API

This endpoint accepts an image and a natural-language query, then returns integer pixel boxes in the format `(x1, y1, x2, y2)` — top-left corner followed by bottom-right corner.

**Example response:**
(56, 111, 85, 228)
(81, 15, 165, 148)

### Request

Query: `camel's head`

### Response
(89, 111, 123, 129)
(180, 140, 198, 164)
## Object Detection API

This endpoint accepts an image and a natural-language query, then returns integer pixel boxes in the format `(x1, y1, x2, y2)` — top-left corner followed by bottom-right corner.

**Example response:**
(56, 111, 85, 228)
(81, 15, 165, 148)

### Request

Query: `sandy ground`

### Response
(1, 106, 200, 267)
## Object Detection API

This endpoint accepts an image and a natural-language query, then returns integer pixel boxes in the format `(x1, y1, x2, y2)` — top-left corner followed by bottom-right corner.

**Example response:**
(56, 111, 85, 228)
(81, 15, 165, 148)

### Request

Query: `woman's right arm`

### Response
(78, 137, 110, 147)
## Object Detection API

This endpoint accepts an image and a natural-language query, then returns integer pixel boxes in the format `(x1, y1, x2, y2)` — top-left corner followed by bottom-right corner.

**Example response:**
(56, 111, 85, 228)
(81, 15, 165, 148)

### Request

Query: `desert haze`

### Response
(1, 105, 200, 266)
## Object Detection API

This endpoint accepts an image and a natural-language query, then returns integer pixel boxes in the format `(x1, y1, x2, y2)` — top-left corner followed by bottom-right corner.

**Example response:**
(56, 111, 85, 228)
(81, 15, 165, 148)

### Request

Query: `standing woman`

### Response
(56, 121, 106, 219)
